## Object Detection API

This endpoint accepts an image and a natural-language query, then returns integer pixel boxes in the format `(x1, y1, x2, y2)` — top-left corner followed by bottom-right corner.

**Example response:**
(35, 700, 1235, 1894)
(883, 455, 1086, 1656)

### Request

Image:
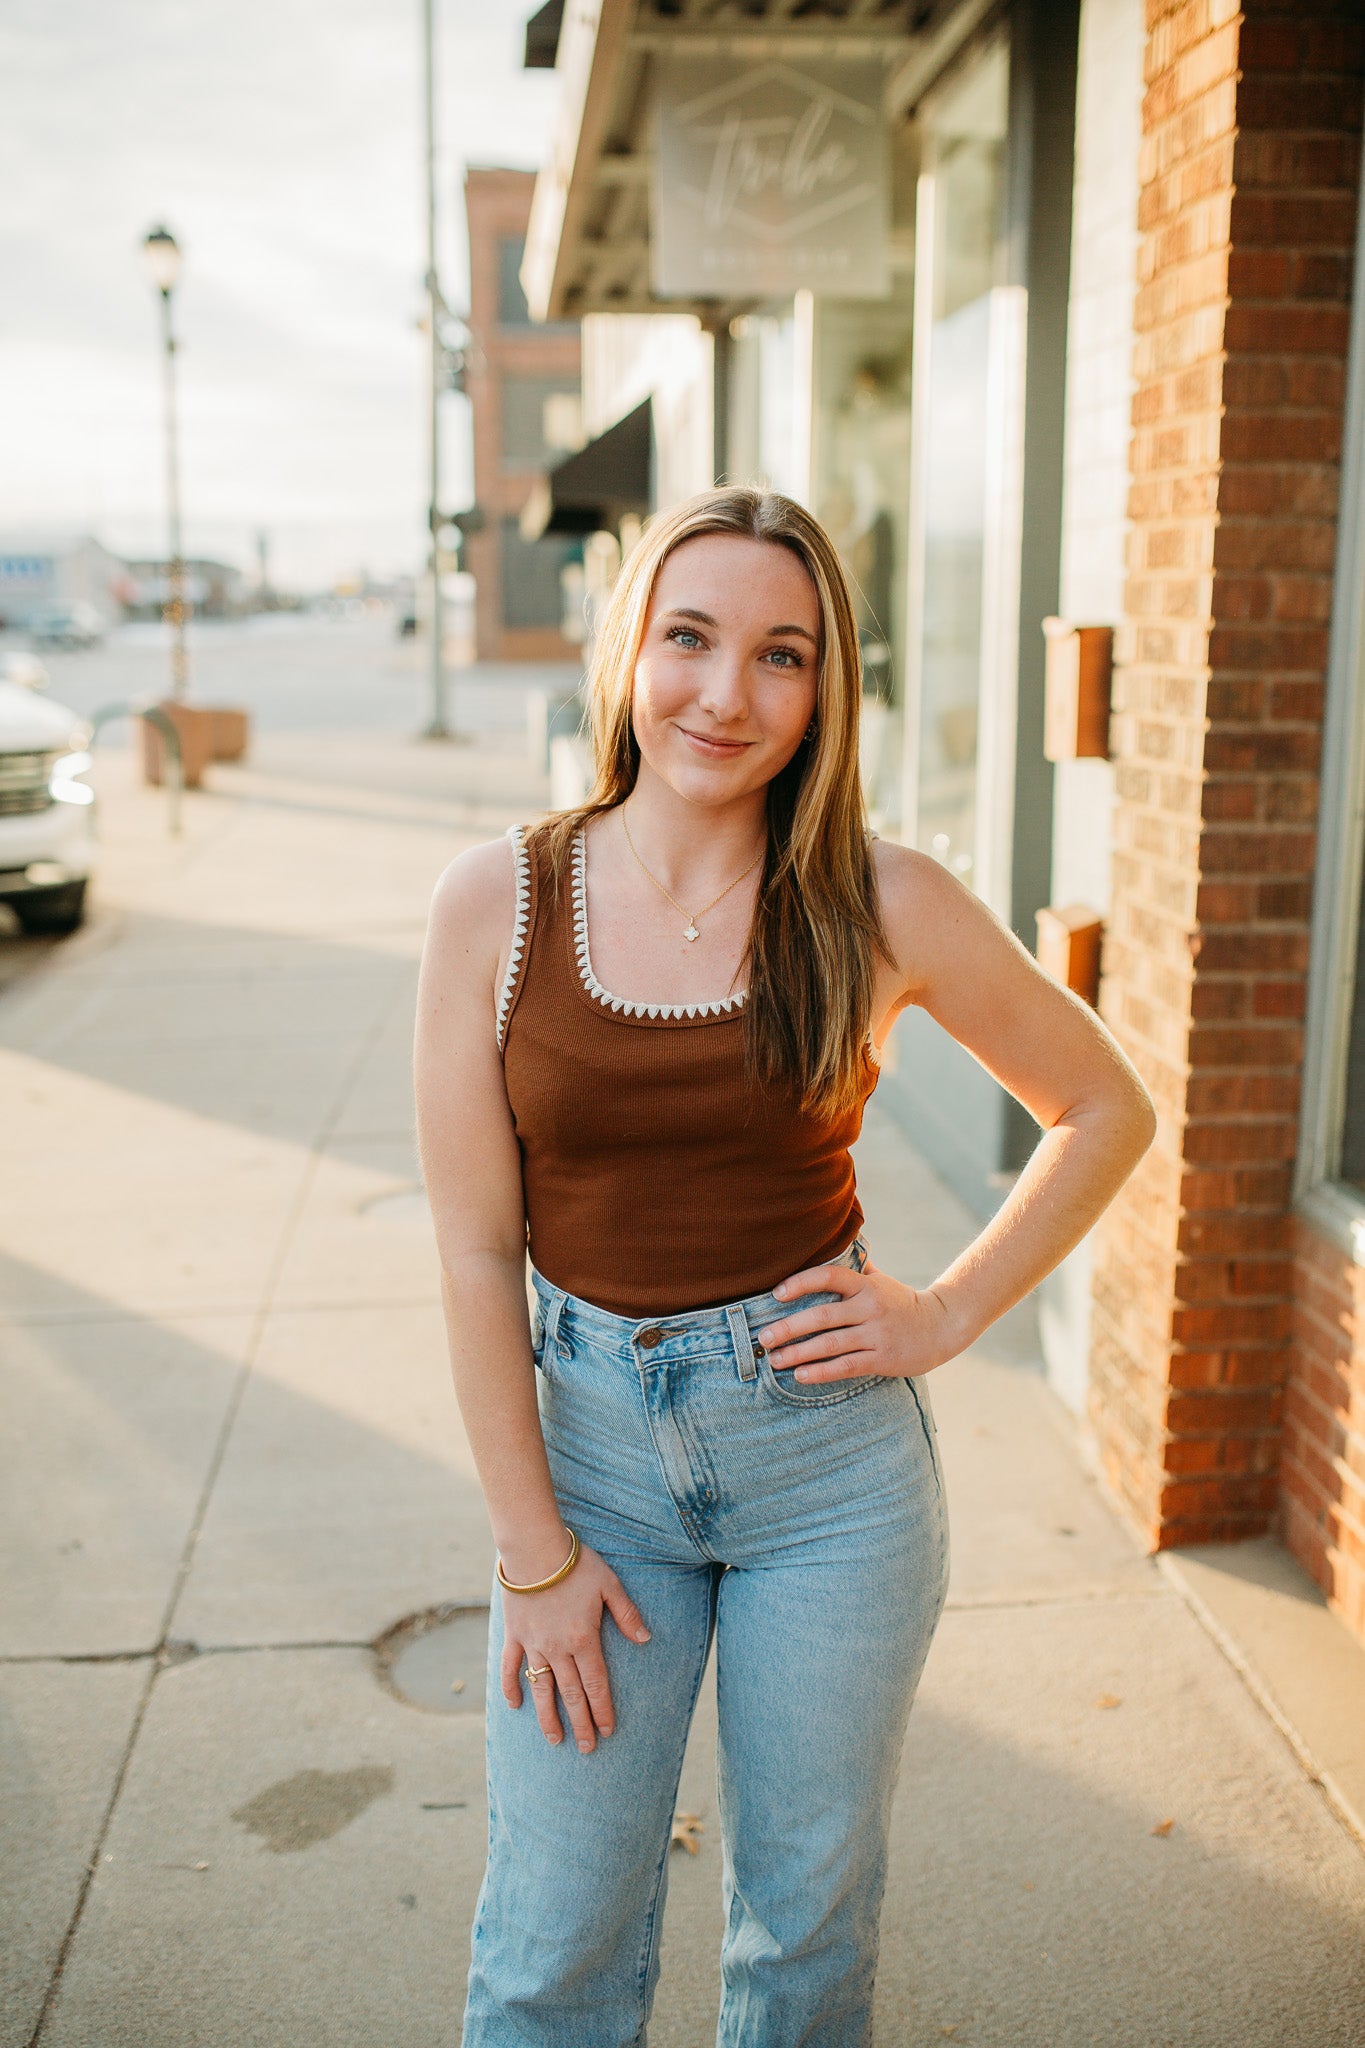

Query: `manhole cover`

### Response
(358, 1187, 430, 1226)
(373, 1604, 489, 1713)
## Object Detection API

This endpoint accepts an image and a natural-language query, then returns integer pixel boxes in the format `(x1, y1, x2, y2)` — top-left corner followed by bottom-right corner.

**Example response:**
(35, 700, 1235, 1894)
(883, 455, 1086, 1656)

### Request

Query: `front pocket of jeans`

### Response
(906, 1375, 944, 1486)
(529, 1308, 550, 1377)
(758, 1356, 889, 1409)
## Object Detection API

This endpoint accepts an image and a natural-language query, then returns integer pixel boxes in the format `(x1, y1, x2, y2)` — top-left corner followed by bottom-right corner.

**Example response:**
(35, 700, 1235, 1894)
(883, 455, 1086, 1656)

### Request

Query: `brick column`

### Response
(1089, 1, 1363, 1546)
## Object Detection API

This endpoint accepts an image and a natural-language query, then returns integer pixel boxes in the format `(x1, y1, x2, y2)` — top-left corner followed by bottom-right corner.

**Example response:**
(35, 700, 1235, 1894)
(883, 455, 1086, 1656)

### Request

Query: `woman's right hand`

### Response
(499, 1540, 651, 1752)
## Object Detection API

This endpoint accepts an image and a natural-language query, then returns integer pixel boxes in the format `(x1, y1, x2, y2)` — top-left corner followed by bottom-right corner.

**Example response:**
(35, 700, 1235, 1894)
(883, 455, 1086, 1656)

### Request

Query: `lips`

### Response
(679, 728, 753, 755)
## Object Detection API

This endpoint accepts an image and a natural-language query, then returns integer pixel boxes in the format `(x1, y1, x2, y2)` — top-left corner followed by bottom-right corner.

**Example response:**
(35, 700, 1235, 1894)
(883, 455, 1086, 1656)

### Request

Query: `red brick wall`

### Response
(1090, 1, 1363, 1593)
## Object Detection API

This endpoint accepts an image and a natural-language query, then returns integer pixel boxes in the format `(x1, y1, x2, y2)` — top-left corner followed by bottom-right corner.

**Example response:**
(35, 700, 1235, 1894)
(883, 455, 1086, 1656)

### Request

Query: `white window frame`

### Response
(1296, 146, 1365, 1260)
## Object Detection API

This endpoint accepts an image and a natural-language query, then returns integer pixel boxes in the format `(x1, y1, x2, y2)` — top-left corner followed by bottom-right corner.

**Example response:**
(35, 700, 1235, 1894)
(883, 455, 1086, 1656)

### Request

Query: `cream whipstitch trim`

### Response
(571, 828, 747, 1020)
(494, 823, 531, 1053)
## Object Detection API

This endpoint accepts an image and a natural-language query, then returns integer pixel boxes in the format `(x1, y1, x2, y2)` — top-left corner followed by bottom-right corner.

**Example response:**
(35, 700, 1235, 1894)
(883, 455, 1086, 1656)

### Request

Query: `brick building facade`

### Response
(1092, 2, 1365, 1639)
(520, 0, 1365, 1652)
(463, 167, 583, 661)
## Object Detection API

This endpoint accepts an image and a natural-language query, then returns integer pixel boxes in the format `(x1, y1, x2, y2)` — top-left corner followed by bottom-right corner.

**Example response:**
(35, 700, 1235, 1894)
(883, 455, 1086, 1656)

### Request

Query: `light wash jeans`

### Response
(462, 1238, 950, 2048)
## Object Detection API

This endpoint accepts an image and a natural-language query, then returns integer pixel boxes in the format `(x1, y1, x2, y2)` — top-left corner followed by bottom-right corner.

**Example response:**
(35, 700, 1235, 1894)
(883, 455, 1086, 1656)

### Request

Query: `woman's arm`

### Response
(756, 845, 1156, 1381)
(414, 841, 650, 1747)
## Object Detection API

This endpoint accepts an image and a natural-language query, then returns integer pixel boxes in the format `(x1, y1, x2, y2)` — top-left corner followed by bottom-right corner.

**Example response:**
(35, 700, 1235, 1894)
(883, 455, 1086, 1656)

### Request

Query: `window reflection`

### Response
(814, 290, 914, 833)
(909, 39, 1010, 889)
(728, 307, 801, 502)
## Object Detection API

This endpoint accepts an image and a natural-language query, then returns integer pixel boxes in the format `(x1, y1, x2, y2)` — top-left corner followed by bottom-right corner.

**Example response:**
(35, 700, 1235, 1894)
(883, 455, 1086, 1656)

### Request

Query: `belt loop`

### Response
(540, 1284, 568, 1355)
(727, 1302, 758, 1382)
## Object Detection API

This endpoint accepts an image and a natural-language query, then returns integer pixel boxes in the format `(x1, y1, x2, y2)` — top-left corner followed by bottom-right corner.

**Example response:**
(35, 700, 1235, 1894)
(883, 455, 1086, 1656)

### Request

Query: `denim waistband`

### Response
(529, 1235, 867, 1384)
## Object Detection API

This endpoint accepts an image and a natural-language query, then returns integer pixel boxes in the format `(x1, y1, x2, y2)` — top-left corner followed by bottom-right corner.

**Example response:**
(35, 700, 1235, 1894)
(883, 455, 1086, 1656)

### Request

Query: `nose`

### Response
(695, 652, 749, 725)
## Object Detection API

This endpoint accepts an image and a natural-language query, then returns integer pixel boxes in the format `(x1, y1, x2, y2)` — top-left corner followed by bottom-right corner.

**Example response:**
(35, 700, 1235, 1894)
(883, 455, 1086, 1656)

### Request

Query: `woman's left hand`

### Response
(755, 1258, 960, 1383)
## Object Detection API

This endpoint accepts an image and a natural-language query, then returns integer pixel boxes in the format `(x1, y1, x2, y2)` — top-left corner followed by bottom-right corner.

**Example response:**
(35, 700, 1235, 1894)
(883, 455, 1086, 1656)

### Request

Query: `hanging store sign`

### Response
(652, 56, 890, 299)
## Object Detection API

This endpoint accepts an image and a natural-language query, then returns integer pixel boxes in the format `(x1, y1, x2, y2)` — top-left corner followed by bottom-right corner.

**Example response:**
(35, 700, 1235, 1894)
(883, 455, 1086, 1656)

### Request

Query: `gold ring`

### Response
(525, 1662, 551, 1680)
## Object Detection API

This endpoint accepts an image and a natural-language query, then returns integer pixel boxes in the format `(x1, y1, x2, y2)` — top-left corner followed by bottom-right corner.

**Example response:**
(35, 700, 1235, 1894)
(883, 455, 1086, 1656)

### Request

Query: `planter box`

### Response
(140, 700, 216, 789)
(140, 703, 251, 786)
(209, 707, 250, 762)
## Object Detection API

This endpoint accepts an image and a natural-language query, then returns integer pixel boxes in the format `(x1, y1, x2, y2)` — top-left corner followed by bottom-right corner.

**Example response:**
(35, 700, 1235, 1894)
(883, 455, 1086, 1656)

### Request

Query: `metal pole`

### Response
(422, 0, 449, 738)
(89, 701, 183, 835)
(159, 286, 190, 700)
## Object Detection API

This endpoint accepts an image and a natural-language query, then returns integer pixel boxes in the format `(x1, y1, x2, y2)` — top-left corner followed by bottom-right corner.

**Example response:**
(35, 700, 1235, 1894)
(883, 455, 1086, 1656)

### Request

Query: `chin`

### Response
(660, 752, 766, 806)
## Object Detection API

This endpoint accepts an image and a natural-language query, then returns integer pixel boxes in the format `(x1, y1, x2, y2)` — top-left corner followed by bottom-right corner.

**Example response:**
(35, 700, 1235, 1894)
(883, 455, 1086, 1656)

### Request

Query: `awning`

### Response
(520, 398, 653, 540)
(520, 0, 995, 321)
(523, 0, 563, 69)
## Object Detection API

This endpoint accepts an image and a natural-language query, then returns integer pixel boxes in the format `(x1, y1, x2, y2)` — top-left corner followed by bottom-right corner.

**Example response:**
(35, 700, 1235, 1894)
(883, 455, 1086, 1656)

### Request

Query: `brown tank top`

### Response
(497, 820, 879, 1317)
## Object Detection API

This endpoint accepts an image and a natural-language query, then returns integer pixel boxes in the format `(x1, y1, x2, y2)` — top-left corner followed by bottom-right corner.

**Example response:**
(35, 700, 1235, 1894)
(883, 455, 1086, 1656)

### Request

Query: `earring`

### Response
(804, 719, 818, 742)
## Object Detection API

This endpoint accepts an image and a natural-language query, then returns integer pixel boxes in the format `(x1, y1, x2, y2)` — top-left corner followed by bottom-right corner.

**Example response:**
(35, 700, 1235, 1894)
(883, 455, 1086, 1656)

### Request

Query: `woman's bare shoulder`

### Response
(870, 835, 967, 924)
(426, 828, 523, 961)
(870, 836, 989, 998)
(870, 835, 949, 905)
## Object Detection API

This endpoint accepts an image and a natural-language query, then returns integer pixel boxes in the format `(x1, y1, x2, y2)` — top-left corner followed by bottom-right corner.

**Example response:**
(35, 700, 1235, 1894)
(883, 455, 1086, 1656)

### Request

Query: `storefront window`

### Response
(730, 284, 913, 830)
(905, 39, 1012, 895)
(500, 374, 583, 469)
(812, 285, 914, 832)
(499, 519, 582, 630)
(498, 236, 532, 327)
(727, 303, 805, 502)
(1300, 167, 1365, 1206)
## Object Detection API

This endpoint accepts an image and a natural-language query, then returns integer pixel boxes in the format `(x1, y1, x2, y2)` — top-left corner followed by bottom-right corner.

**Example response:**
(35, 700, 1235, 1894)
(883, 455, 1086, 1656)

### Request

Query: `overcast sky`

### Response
(0, 0, 558, 588)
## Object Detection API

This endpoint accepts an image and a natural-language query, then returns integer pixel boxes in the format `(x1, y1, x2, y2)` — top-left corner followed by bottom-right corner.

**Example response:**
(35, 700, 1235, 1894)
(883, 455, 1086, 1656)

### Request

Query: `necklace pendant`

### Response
(683, 921, 700, 942)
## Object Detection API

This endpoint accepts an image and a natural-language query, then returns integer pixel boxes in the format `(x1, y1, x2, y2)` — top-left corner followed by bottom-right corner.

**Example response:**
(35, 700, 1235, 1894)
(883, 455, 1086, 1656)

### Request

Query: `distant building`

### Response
(462, 166, 584, 661)
(0, 533, 123, 629)
(119, 558, 251, 620)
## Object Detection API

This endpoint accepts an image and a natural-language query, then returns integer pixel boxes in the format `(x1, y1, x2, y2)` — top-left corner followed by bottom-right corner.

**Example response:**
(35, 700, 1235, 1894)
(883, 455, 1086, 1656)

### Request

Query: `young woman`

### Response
(414, 486, 1155, 2046)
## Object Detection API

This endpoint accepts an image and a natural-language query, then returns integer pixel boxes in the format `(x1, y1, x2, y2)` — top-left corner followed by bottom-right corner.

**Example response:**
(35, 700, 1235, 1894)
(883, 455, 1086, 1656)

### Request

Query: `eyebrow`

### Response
(662, 606, 818, 646)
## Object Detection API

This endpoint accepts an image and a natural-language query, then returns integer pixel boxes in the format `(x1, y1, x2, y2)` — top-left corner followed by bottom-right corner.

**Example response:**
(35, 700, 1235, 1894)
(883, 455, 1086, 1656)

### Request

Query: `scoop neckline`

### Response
(570, 825, 748, 1024)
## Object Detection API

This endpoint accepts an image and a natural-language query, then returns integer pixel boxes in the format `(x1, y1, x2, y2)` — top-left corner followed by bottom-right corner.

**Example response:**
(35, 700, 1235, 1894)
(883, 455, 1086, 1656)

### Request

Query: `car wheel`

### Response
(13, 880, 88, 937)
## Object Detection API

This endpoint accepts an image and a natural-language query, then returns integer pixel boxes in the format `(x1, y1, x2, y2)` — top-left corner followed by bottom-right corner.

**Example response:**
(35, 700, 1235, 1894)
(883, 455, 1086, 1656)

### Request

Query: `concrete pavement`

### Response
(3, 661, 1364, 2047)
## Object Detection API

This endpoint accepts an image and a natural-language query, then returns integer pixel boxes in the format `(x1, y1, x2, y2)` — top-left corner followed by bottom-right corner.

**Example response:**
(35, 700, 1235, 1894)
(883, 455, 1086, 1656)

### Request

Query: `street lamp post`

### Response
(141, 224, 190, 701)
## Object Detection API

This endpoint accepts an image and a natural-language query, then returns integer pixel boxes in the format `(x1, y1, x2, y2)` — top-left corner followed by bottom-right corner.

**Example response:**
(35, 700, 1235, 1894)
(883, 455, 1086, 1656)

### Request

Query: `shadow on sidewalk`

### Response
(1, 906, 423, 1171)
(0, 1244, 488, 1663)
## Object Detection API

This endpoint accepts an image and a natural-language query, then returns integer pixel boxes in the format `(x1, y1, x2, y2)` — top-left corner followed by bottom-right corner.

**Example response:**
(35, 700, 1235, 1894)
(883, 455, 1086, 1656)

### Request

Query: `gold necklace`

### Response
(619, 807, 764, 942)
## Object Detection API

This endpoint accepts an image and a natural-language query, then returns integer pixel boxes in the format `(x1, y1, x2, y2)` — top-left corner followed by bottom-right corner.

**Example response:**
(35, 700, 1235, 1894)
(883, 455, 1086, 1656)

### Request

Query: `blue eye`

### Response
(665, 625, 703, 649)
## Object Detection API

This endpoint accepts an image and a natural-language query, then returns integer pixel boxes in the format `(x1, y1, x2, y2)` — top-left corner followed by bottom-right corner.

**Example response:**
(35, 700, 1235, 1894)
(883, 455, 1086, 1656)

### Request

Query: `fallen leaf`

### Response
(670, 1811, 704, 1855)
(1151, 1818, 1175, 1838)
(940, 2027, 958, 2037)
(450, 1678, 466, 1694)
(1020, 1880, 1035, 1891)
(1095, 1693, 1121, 1710)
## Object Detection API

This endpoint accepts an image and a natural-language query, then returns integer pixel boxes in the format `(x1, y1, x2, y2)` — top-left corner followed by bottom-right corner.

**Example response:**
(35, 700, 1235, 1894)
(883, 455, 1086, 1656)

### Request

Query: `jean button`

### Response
(638, 1326, 664, 1348)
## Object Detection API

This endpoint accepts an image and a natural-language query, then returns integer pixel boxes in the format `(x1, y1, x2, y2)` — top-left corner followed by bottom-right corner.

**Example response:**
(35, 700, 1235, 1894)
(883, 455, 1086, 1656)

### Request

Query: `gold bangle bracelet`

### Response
(495, 1528, 580, 1595)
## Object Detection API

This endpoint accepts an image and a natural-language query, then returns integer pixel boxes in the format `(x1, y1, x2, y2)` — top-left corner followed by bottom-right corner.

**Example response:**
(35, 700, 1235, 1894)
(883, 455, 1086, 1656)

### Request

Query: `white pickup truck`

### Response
(0, 675, 96, 935)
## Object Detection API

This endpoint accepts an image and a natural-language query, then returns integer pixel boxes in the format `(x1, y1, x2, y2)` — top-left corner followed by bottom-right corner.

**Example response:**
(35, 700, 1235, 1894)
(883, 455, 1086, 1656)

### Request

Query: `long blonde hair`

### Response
(533, 485, 886, 1117)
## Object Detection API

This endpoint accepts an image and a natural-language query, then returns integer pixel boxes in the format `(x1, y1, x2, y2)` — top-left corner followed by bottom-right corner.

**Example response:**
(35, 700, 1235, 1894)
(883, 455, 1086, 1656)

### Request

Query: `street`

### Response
(0, 611, 581, 739)
(0, 615, 575, 993)
(3, 625, 1365, 2047)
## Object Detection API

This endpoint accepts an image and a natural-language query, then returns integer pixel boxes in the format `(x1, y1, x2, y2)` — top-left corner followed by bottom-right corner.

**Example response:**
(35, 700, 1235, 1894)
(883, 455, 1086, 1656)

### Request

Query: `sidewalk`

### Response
(3, 722, 1364, 2048)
